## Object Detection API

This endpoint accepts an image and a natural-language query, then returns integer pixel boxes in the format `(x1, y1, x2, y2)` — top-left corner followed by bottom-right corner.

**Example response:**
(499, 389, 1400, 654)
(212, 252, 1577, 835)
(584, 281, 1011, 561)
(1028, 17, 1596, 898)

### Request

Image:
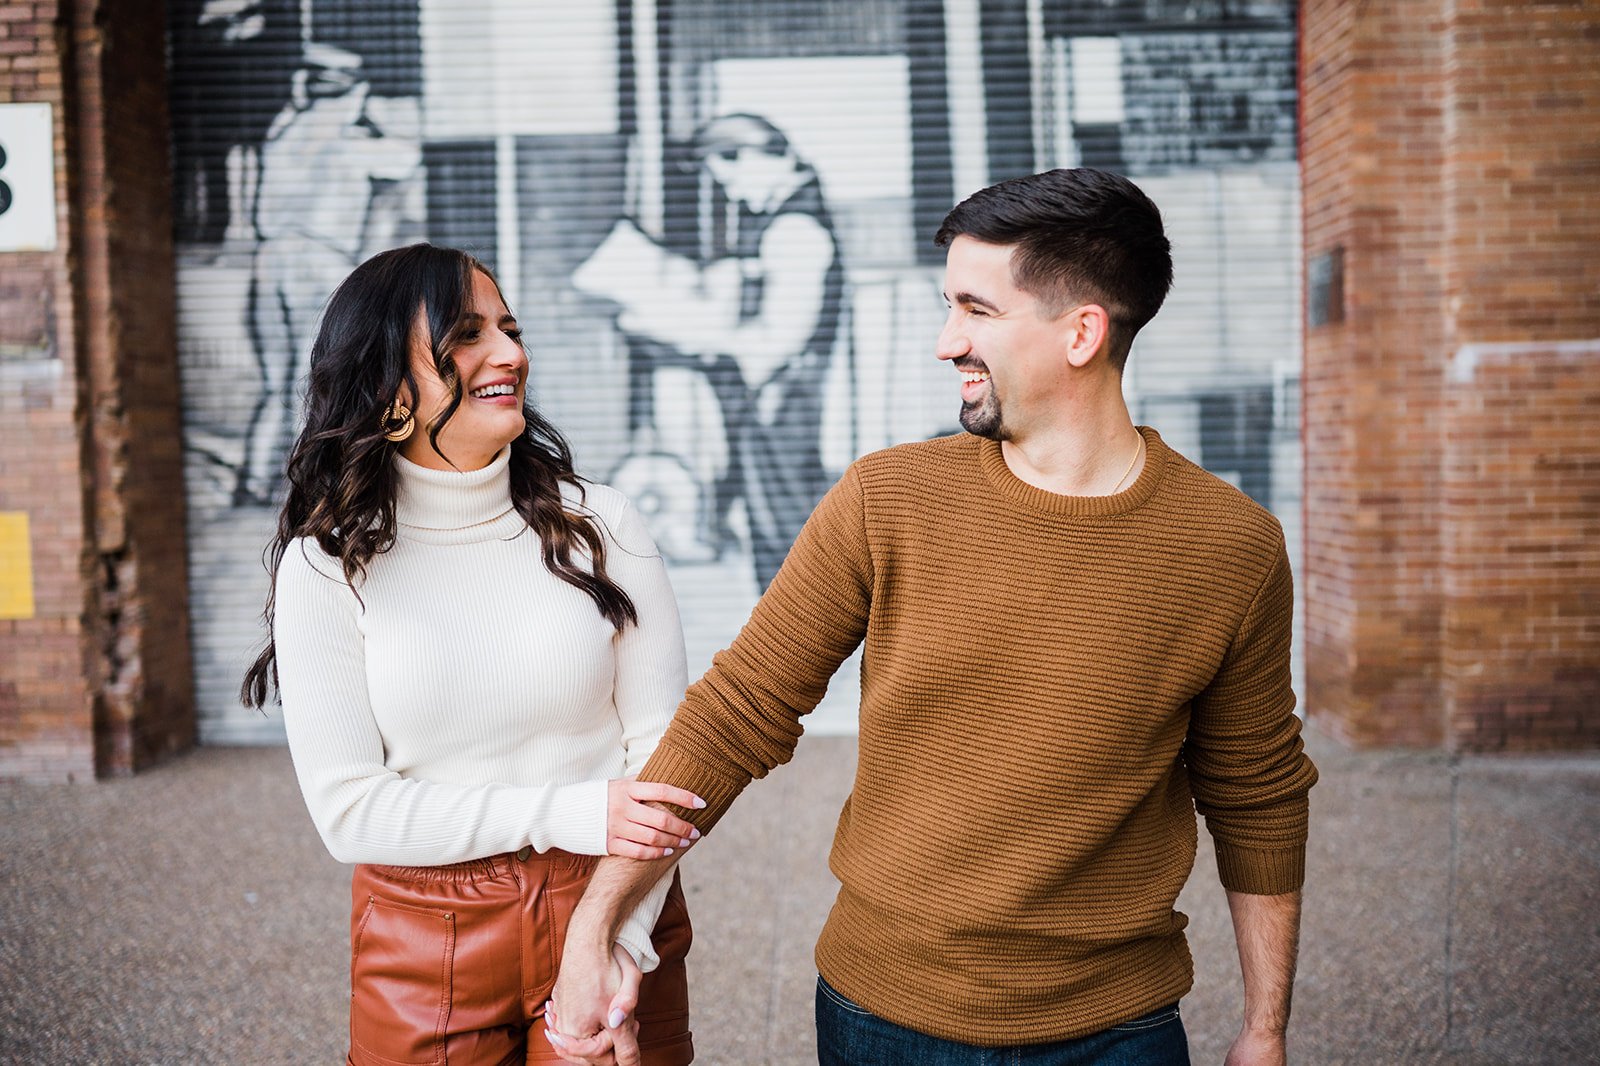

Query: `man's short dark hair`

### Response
(934, 168, 1173, 369)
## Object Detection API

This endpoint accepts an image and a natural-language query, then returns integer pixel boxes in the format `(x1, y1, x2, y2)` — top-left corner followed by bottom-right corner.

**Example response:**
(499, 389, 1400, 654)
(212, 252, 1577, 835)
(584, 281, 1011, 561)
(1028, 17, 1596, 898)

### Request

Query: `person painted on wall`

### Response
(698, 114, 845, 590)
(614, 113, 845, 591)
(237, 42, 422, 504)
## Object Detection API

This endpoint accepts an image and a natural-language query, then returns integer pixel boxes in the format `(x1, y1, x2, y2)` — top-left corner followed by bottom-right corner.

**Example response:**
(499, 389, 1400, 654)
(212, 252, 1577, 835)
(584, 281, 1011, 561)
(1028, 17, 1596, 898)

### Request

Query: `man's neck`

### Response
(998, 393, 1144, 498)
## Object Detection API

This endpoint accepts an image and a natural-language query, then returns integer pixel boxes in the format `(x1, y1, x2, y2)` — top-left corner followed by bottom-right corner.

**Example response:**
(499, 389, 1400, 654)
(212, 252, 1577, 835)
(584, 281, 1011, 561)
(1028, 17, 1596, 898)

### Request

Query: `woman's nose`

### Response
(490, 333, 527, 369)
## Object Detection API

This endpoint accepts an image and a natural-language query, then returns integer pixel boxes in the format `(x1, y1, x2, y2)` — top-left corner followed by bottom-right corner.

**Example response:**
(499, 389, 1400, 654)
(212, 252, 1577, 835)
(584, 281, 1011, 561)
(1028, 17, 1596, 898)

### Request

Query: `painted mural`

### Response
(167, 0, 1303, 743)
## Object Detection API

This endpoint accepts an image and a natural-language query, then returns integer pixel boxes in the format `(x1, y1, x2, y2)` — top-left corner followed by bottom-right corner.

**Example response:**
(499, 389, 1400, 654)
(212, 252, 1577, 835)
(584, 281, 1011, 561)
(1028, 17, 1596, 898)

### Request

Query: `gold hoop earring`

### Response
(381, 401, 415, 442)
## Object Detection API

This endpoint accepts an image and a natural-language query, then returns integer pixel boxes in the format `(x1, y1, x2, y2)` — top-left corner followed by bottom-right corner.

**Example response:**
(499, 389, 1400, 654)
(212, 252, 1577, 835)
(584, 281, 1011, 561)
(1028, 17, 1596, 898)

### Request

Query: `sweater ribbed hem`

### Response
(815, 884, 1195, 1045)
(1213, 842, 1307, 895)
(636, 744, 752, 835)
(531, 779, 609, 856)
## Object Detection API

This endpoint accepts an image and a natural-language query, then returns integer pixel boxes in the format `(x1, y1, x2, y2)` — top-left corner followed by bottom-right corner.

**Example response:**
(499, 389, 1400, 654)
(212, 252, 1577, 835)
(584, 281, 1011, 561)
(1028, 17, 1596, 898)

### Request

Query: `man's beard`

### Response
(959, 388, 1006, 441)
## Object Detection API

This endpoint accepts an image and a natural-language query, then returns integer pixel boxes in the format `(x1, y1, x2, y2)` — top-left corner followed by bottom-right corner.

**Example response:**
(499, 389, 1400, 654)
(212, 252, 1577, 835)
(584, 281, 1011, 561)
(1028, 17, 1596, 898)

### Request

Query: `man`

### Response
(547, 168, 1317, 1065)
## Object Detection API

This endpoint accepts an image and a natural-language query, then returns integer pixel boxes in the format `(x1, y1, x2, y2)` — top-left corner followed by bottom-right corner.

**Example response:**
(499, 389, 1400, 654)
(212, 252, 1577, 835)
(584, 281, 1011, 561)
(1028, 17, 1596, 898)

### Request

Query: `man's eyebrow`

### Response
(949, 290, 1002, 313)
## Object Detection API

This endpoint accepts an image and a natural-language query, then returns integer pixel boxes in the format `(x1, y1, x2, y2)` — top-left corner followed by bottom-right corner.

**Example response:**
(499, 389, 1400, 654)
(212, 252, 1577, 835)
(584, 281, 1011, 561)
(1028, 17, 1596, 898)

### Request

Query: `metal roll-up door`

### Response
(167, 0, 1303, 743)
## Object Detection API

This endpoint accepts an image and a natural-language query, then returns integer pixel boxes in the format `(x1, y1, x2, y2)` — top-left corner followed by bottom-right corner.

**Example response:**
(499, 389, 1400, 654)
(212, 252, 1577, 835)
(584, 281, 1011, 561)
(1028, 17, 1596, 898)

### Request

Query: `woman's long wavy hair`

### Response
(241, 243, 637, 708)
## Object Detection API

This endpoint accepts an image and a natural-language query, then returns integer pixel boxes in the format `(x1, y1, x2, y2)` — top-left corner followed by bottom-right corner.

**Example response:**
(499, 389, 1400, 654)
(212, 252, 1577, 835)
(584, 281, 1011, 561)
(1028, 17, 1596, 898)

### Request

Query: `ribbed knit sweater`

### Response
(273, 448, 686, 969)
(640, 427, 1318, 1043)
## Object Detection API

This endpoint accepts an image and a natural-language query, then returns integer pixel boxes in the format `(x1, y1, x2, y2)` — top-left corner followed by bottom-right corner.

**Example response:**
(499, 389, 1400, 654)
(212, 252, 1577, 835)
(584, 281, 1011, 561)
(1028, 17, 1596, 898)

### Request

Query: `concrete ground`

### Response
(2, 728, 1597, 1065)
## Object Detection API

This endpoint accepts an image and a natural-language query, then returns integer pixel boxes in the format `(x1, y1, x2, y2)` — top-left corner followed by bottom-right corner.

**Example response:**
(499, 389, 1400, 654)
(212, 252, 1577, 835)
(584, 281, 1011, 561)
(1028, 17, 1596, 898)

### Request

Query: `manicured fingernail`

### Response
(689, 828, 701, 839)
(679, 837, 692, 847)
(609, 1008, 626, 1028)
(545, 1030, 566, 1047)
(664, 847, 674, 855)
(692, 796, 707, 809)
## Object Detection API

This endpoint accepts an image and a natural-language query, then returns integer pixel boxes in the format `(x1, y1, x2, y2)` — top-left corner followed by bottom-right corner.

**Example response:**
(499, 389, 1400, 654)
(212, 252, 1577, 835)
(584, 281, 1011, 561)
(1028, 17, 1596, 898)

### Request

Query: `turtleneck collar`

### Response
(394, 446, 517, 534)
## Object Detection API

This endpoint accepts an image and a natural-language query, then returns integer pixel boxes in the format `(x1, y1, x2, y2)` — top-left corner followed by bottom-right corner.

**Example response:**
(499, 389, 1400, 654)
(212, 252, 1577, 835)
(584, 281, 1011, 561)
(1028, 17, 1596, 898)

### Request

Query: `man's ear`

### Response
(1063, 303, 1112, 369)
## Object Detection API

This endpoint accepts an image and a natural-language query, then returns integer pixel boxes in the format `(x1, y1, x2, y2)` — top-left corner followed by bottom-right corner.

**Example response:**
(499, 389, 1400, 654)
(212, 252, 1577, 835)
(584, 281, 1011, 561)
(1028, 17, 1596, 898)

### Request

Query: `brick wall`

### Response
(1302, 0, 1600, 751)
(0, 0, 95, 781)
(1442, 342, 1600, 751)
(1301, 0, 1450, 748)
(0, 0, 193, 780)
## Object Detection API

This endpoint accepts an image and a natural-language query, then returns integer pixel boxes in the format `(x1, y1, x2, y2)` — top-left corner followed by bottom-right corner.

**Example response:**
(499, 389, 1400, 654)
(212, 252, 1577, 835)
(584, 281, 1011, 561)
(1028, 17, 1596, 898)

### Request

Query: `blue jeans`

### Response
(815, 974, 1190, 1065)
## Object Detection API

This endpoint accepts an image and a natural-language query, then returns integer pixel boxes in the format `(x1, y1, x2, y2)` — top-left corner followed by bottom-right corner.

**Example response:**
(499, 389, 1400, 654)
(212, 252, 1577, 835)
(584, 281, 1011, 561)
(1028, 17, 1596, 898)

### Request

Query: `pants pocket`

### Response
(815, 974, 874, 1017)
(350, 894, 456, 1066)
(1107, 1002, 1181, 1032)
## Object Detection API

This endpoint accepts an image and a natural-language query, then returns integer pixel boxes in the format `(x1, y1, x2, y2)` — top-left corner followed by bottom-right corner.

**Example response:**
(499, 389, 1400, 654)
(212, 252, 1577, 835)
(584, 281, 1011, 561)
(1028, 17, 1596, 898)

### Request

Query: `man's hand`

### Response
(1224, 1025, 1287, 1066)
(545, 943, 642, 1066)
(542, 843, 692, 1063)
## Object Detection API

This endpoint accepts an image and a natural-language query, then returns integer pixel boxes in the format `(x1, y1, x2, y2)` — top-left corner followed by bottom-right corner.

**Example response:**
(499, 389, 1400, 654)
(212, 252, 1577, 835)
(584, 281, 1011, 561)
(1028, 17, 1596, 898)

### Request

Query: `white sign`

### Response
(711, 55, 913, 204)
(0, 103, 56, 252)
(420, 1, 617, 138)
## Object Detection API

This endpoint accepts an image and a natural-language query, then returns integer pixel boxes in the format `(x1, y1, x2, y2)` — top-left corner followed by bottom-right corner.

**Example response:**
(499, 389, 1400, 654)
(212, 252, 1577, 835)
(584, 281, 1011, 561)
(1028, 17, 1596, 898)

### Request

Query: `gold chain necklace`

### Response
(1110, 434, 1144, 494)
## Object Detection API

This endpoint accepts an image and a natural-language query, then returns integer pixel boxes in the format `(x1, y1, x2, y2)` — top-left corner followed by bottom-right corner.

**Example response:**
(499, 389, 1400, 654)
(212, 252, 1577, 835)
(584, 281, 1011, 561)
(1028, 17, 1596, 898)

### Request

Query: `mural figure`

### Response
(578, 114, 844, 590)
(167, 0, 1303, 745)
(171, 0, 299, 245)
(237, 42, 422, 503)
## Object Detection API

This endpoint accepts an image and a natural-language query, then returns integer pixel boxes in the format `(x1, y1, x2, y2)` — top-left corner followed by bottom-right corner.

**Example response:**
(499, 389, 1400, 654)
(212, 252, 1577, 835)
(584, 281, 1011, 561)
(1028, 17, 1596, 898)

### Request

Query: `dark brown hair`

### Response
(241, 243, 636, 708)
(935, 168, 1173, 369)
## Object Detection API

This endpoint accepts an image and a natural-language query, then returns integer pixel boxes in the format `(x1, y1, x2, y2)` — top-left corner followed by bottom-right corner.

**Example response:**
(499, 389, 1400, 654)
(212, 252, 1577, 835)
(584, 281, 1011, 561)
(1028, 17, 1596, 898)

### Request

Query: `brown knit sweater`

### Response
(639, 427, 1318, 1045)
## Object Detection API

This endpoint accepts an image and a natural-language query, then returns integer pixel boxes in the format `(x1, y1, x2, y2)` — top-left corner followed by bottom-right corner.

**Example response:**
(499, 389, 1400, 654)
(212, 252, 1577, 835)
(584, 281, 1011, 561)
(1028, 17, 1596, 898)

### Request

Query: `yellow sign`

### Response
(0, 512, 35, 619)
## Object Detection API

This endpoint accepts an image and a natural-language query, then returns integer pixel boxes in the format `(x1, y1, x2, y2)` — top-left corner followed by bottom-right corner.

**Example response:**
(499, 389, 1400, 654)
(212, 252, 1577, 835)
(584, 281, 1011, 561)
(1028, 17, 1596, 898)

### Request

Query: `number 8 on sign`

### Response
(0, 143, 12, 217)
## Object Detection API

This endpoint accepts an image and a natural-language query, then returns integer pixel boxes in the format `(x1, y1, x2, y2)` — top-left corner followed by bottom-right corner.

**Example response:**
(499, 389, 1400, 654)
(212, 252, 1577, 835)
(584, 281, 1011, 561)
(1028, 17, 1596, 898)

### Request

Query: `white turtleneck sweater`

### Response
(272, 447, 687, 969)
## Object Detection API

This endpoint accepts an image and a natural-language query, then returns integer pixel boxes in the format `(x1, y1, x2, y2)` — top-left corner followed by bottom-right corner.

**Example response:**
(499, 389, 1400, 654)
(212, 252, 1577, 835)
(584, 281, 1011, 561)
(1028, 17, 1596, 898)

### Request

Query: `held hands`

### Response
(605, 777, 705, 859)
(545, 942, 643, 1066)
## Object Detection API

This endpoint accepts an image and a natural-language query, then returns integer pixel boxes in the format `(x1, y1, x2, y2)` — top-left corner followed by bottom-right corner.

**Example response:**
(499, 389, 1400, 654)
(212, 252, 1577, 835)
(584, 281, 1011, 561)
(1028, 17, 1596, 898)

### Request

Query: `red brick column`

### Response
(1301, 0, 1450, 747)
(1302, 0, 1600, 751)
(0, 0, 194, 780)
(1442, 341, 1600, 750)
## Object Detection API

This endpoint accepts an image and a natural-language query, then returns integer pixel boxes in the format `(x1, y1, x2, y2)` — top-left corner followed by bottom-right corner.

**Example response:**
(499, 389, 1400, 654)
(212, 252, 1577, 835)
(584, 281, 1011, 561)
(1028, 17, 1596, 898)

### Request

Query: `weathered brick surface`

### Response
(1442, 342, 1600, 751)
(0, 0, 193, 781)
(1303, 0, 1600, 751)
(0, 1, 95, 782)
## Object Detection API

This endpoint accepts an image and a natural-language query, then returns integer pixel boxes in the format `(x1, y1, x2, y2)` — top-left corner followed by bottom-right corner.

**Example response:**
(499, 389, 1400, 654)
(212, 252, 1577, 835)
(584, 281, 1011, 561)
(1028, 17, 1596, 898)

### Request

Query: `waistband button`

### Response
(516, 845, 533, 861)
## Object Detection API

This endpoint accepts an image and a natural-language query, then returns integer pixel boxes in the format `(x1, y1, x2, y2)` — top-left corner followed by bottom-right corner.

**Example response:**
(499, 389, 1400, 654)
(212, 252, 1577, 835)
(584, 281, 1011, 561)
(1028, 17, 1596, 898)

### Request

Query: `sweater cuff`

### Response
(529, 779, 608, 856)
(614, 917, 661, 975)
(637, 744, 751, 835)
(1214, 842, 1307, 895)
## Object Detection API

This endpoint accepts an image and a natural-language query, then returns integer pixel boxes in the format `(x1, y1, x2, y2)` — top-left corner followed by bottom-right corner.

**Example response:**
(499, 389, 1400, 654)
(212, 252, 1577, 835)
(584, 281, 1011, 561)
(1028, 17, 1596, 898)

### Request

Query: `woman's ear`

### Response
(1063, 303, 1113, 369)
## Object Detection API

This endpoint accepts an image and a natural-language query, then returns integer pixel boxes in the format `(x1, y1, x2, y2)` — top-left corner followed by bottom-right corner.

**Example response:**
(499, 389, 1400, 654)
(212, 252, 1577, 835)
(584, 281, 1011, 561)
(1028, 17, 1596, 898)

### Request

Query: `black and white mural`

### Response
(168, 0, 1303, 743)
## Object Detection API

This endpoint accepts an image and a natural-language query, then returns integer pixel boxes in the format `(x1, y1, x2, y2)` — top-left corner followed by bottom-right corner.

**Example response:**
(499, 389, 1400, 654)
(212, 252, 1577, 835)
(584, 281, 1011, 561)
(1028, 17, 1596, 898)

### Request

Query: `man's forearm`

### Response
(1226, 888, 1302, 1034)
(550, 853, 685, 1045)
(570, 855, 683, 950)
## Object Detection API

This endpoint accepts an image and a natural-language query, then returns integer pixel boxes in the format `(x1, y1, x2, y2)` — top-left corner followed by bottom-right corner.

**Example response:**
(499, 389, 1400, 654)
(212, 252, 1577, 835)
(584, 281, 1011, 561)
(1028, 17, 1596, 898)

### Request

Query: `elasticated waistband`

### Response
(364, 849, 599, 884)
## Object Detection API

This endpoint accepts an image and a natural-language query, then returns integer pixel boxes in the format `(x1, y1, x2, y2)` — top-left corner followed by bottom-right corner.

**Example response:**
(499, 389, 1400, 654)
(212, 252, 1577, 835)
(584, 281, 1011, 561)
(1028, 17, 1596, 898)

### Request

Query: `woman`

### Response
(242, 243, 700, 1064)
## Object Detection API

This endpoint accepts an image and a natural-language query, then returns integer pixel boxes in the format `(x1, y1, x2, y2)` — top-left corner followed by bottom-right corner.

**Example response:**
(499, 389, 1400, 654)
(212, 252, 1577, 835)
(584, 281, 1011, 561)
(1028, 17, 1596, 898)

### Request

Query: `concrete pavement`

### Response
(2, 728, 1597, 1064)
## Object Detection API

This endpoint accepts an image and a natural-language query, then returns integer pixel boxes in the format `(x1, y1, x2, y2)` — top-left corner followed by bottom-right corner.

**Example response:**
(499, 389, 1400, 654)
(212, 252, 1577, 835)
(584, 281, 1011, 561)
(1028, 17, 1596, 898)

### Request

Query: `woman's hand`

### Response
(545, 944, 644, 1066)
(605, 777, 705, 859)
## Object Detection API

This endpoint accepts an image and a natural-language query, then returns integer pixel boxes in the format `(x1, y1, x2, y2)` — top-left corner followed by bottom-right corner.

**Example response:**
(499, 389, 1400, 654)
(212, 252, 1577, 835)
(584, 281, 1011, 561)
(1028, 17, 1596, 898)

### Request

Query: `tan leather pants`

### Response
(347, 850, 693, 1065)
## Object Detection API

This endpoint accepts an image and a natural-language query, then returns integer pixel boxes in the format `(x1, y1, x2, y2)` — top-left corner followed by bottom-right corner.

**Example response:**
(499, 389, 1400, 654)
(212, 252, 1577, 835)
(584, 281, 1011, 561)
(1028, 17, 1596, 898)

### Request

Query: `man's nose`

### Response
(935, 313, 969, 361)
